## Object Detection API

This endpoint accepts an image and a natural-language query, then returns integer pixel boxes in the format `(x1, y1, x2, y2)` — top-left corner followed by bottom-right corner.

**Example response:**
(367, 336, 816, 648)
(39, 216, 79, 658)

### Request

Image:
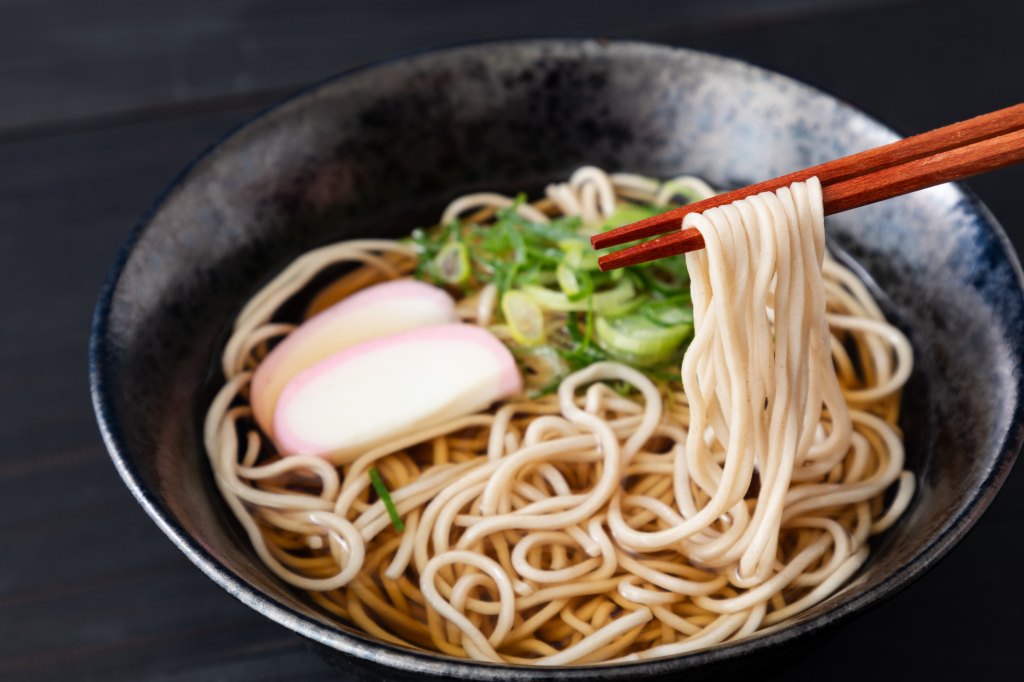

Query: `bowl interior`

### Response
(91, 40, 1024, 679)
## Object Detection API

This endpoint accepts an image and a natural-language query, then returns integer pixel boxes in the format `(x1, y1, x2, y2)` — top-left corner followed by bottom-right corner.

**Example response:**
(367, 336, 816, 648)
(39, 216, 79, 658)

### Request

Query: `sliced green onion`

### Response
(558, 239, 600, 270)
(369, 467, 404, 532)
(566, 311, 585, 344)
(641, 296, 694, 327)
(518, 217, 583, 245)
(636, 262, 689, 294)
(410, 194, 698, 383)
(558, 312, 609, 372)
(433, 241, 471, 284)
(502, 290, 546, 346)
(520, 283, 581, 311)
(588, 278, 639, 316)
(595, 313, 691, 367)
(526, 245, 566, 265)
(556, 261, 593, 302)
(597, 292, 646, 318)
(514, 266, 558, 287)
(523, 277, 636, 313)
(600, 202, 664, 231)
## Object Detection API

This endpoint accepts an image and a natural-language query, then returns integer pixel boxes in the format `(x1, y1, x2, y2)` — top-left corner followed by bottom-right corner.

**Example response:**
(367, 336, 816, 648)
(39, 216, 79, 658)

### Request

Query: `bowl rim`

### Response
(89, 37, 1024, 678)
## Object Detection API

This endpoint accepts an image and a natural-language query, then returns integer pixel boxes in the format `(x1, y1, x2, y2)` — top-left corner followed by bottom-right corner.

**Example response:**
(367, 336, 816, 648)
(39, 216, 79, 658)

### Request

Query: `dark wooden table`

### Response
(2, 1, 1022, 679)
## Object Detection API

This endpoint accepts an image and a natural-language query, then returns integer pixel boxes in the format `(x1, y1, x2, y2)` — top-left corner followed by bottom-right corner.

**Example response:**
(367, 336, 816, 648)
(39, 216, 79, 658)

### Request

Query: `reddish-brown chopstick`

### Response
(593, 103, 1024, 271)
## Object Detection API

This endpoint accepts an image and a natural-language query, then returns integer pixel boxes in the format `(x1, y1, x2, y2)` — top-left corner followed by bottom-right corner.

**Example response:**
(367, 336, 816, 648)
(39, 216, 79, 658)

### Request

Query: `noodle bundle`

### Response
(203, 168, 913, 665)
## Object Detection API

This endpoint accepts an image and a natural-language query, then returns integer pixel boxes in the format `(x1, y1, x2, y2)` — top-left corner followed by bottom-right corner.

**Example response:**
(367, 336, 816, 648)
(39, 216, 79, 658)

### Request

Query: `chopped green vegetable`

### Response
(406, 197, 697, 392)
(368, 467, 404, 532)
(634, 258, 690, 294)
(523, 277, 636, 314)
(502, 290, 546, 346)
(556, 261, 594, 302)
(434, 241, 471, 284)
(601, 203, 665, 231)
(640, 296, 694, 327)
(595, 313, 691, 367)
(552, 306, 607, 372)
(558, 239, 600, 271)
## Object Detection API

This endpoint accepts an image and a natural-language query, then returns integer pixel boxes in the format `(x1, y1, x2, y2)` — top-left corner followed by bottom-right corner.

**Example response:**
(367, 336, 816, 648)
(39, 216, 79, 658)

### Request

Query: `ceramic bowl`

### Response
(90, 40, 1024, 680)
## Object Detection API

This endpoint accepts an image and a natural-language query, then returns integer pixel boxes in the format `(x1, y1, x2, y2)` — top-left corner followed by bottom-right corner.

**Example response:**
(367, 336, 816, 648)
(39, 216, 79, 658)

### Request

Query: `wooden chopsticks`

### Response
(593, 103, 1024, 271)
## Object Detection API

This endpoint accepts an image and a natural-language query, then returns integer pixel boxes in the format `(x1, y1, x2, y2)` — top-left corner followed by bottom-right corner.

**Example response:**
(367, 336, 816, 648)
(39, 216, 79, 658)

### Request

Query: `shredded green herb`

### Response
(368, 467, 404, 532)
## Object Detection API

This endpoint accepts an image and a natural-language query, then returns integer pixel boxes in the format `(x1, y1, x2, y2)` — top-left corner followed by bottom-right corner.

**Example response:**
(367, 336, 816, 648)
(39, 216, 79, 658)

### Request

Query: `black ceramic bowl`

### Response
(90, 40, 1024, 680)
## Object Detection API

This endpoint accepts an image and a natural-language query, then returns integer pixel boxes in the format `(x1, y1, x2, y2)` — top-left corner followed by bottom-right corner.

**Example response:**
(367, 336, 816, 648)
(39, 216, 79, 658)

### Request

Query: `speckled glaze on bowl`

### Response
(90, 40, 1024, 680)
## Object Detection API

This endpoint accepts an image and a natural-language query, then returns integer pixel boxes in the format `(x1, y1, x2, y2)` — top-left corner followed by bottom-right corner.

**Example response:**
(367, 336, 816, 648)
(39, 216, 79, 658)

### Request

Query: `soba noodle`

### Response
(203, 168, 913, 665)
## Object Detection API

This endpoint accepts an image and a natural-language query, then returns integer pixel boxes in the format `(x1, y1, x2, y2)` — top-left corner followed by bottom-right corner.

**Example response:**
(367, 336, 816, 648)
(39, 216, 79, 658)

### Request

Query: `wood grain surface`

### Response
(2, 1, 1022, 680)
